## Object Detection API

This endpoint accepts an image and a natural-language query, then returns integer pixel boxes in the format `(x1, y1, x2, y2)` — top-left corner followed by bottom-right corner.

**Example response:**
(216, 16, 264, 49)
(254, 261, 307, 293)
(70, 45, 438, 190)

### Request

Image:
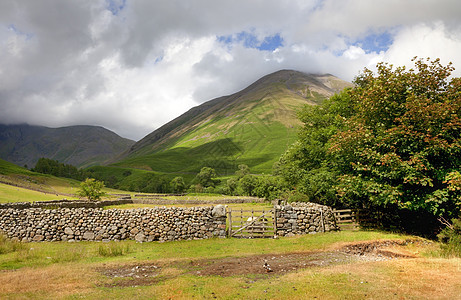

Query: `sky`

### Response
(1, 0, 461, 141)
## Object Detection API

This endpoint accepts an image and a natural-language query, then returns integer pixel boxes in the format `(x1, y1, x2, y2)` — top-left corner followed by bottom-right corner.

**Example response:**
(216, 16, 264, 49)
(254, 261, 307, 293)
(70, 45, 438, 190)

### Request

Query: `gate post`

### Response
(227, 207, 232, 237)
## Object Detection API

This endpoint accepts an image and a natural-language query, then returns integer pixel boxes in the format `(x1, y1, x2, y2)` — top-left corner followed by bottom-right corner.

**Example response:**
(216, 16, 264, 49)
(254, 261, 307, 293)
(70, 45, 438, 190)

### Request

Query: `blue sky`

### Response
(1, 0, 460, 140)
(218, 32, 284, 51)
(354, 31, 394, 53)
(106, 0, 126, 16)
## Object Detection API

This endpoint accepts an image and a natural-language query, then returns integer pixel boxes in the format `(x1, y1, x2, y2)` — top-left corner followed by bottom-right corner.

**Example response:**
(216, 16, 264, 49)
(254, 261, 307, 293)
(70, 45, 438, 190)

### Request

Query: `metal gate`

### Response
(227, 207, 276, 238)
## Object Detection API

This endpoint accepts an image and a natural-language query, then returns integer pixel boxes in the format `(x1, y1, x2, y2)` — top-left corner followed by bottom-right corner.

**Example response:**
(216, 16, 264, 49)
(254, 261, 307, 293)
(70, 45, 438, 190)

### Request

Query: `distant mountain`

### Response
(112, 70, 352, 175)
(0, 124, 135, 169)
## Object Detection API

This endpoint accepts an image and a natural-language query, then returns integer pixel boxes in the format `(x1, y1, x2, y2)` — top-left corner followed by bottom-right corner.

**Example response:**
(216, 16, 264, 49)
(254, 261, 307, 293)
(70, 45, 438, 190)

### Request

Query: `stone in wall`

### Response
(0, 205, 227, 243)
(274, 202, 338, 236)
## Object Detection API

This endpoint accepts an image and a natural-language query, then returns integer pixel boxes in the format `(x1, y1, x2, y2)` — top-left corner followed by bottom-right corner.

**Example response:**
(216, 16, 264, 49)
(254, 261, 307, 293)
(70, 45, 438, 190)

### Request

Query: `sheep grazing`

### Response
(245, 216, 268, 233)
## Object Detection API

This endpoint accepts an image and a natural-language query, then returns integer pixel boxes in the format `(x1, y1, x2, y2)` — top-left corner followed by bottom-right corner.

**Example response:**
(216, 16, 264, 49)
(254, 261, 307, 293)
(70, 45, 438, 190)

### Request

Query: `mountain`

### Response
(0, 124, 135, 169)
(112, 70, 352, 175)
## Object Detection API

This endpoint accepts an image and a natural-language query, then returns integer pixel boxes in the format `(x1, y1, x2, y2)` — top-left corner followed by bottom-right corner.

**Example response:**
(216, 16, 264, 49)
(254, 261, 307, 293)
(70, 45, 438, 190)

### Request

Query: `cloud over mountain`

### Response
(1, 0, 460, 140)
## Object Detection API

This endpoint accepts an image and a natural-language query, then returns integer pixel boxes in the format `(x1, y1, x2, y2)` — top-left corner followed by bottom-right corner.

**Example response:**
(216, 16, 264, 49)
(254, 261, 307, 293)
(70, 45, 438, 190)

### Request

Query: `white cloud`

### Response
(383, 22, 461, 76)
(0, 0, 460, 140)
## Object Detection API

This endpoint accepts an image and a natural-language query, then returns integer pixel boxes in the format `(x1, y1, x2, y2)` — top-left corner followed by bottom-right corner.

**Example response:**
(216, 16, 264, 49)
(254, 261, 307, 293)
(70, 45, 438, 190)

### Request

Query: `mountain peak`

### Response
(115, 70, 351, 174)
(0, 124, 135, 168)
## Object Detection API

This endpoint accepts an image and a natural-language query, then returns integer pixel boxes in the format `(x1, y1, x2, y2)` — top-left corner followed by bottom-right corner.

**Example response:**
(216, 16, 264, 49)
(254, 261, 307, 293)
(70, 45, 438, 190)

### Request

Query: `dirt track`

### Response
(98, 239, 421, 287)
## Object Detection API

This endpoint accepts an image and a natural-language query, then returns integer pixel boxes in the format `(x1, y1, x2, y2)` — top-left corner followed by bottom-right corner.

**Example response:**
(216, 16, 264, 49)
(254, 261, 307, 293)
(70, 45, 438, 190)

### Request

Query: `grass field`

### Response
(0, 183, 78, 203)
(1, 159, 460, 299)
(104, 202, 271, 210)
(0, 230, 460, 299)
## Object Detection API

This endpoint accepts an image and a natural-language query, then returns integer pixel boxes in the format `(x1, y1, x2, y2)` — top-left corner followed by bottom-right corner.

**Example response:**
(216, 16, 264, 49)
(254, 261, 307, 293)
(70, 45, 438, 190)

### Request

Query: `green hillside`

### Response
(0, 159, 131, 202)
(0, 124, 134, 169)
(0, 159, 80, 200)
(112, 70, 352, 176)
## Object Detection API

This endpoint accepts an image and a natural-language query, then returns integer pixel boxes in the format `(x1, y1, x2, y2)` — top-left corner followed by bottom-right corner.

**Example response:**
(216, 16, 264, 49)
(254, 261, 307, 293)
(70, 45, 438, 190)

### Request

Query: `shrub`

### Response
(438, 218, 461, 257)
(76, 178, 106, 201)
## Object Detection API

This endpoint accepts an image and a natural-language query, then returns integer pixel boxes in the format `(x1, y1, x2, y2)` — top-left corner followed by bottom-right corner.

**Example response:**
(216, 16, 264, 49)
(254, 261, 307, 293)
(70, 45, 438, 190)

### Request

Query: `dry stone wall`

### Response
(0, 201, 338, 242)
(0, 199, 133, 210)
(275, 202, 338, 236)
(0, 205, 227, 242)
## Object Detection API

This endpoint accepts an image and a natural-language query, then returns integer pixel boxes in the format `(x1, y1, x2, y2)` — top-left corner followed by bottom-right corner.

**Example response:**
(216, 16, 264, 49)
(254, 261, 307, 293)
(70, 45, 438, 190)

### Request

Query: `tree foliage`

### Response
(279, 57, 461, 219)
(235, 164, 250, 179)
(33, 158, 89, 180)
(76, 178, 106, 201)
(332, 58, 461, 217)
(170, 176, 186, 193)
(276, 90, 357, 206)
(195, 167, 218, 188)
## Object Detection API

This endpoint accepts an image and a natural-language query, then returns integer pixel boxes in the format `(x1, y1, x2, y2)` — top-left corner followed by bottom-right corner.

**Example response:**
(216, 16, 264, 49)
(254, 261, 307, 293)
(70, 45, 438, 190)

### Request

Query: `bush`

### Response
(438, 218, 461, 257)
(76, 178, 106, 201)
(282, 190, 310, 203)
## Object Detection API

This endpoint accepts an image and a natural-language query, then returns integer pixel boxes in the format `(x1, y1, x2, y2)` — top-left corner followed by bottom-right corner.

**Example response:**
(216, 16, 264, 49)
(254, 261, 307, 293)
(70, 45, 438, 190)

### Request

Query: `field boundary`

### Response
(333, 209, 360, 230)
(228, 207, 275, 238)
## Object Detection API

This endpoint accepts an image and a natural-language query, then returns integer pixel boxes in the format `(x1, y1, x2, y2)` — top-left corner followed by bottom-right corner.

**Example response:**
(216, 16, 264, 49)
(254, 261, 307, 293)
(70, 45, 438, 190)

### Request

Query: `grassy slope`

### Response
(112, 82, 324, 177)
(0, 230, 459, 299)
(92, 72, 352, 183)
(0, 183, 77, 203)
(0, 159, 125, 203)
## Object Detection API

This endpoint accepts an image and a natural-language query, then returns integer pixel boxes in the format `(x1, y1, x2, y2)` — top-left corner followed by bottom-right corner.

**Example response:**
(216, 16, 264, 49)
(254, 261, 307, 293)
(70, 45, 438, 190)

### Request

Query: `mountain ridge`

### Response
(126, 70, 349, 155)
(0, 124, 135, 169)
(112, 69, 352, 175)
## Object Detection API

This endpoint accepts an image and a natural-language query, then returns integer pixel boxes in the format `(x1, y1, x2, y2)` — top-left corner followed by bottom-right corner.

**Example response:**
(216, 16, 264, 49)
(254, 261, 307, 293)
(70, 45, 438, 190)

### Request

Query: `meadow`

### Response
(1, 159, 460, 299)
(1, 230, 460, 299)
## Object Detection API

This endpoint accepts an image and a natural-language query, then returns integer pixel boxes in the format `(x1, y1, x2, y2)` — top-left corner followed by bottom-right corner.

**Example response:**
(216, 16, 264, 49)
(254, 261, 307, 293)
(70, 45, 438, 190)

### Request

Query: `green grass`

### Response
(0, 183, 78, 203)
(0, 159, 132, 203)
(98, 242, 132, 257)
(104, 202, 271, 210)
(0, 230, 402, 269)
(2, 230, 458, 299)
(0, 159, 36, 176)
(113, 87, 306, 178)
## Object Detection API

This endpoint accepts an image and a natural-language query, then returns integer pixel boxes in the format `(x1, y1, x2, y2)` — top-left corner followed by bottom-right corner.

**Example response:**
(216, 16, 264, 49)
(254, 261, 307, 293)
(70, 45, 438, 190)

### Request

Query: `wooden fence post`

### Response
(227, 207, 232, 237)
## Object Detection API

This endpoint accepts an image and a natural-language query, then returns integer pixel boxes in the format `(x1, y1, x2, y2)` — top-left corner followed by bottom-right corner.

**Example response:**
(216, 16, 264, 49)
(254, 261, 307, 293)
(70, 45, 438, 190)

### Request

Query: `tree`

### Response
(226, 177, 238, 195)
(239, 174, 258, 196)
(33, 157, 88, 180)
(331, 58, 461, 217)
(195, 167, 218, 188)
(276, 89, 357, 206)
(76, 178, 106, 201)
(235, 164, 250, 179)
(170, 176, 186, 193)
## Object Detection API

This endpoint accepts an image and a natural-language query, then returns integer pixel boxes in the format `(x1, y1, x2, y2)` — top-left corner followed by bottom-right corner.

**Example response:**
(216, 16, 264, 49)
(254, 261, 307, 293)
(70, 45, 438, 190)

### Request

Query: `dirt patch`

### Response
(97, 263, 163, 287)
(97, 239, 421, 287)
(188, 251, 352, 277)
(340, 239, 419, 259)
(191, 239, 420, 277)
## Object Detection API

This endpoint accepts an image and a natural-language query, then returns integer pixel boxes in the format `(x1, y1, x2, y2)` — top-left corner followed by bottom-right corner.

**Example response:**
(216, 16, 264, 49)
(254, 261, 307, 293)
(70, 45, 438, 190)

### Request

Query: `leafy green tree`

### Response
(276, 89, 356, 205)
(226, 177, 238, 195)
(33, 157, 88, 180)
(253, 175, 288, 200)
(195, 167, 218, 188)
(331, 58, 461, 217)
(239, 174, 258, 196)
(170, 176, 186, 193)
(235, 164, 250, 179)
(76, 178, 106, 201)
(279, 57, 461, 224)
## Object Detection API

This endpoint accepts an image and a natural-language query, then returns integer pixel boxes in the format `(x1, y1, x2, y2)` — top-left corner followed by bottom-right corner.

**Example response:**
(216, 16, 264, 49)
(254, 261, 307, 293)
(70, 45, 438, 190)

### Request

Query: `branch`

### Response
(438, 216, 454, 230)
